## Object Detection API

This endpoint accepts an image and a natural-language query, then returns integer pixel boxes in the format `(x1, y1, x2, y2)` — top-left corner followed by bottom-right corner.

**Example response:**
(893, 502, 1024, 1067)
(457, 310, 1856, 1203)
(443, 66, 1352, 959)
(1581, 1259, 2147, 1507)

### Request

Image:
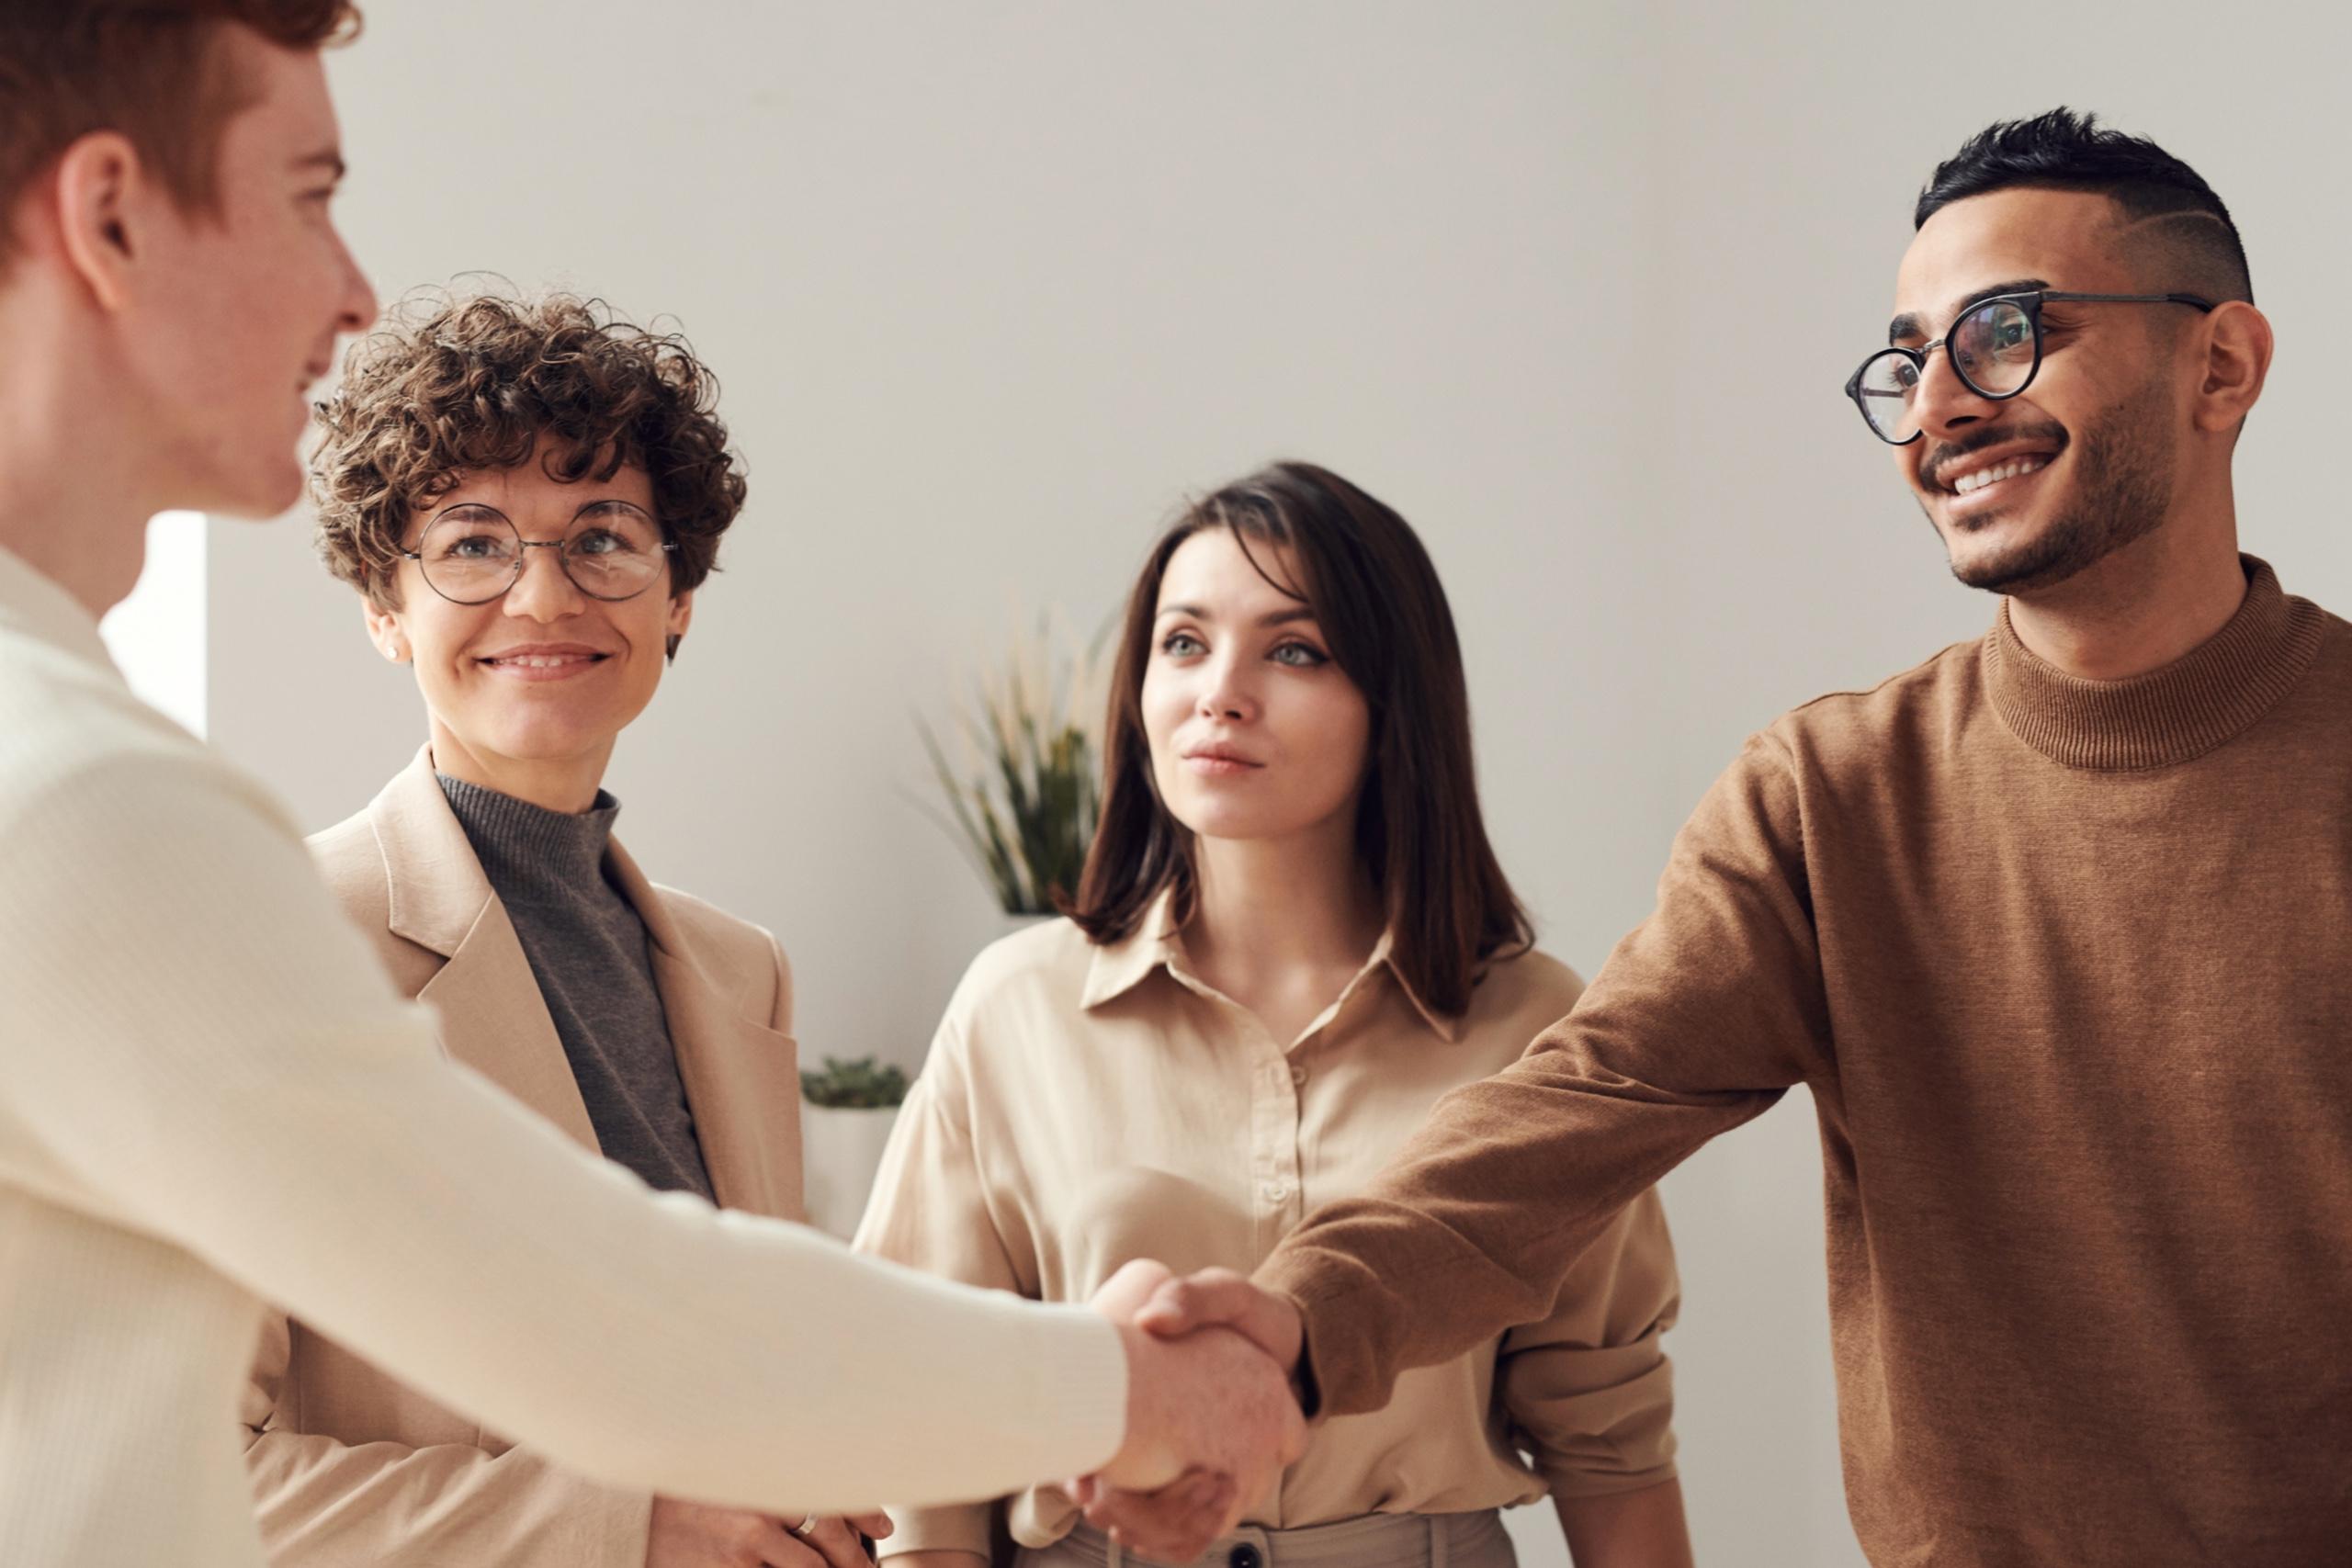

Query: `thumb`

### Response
(1091, 1258, 1180, 1324)
(1133, 1269, 1248, 1337)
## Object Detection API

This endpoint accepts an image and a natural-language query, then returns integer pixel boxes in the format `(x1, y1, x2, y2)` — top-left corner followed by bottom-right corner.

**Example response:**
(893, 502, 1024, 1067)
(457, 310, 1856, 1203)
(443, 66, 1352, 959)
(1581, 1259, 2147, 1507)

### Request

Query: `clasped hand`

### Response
(1070, 1260, 1310, 1562)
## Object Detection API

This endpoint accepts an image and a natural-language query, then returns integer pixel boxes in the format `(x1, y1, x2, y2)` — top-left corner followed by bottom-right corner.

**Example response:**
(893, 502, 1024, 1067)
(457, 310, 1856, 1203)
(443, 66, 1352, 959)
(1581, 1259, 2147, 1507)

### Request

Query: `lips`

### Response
(1181, 741, 1263, 776)
(1924, 429, 2066, 497)
(475, 644, 612, 673)
(1949, 455, 2049, 496)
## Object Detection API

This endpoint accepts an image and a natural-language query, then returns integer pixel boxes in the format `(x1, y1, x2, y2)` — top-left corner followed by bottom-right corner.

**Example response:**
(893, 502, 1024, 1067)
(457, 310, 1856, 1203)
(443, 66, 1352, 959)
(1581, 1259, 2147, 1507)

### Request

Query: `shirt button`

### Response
(1229, 1546, 1263, 1568)
(1262, 1181, 1289, 1203)
(1289, 1064, 1308, 1086)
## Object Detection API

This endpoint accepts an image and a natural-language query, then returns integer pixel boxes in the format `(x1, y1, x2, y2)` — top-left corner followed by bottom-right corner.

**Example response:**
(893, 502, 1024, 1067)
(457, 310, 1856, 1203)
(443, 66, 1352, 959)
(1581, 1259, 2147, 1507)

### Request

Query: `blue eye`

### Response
(1160, 631, 1205, 657)
(1271, 642, 1328, 668)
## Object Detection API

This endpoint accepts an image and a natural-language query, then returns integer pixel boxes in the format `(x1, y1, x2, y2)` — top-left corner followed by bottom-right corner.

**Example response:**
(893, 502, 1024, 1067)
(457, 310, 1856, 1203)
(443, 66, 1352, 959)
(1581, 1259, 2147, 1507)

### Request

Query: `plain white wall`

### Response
(99, 511, 207, 738)
(194, 4, 2352, 1564)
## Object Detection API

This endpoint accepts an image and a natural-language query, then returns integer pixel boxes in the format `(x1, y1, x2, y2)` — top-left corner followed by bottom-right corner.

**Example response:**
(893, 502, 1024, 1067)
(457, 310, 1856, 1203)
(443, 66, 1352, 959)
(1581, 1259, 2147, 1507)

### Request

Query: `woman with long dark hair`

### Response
(860, 462, 1690, 1567)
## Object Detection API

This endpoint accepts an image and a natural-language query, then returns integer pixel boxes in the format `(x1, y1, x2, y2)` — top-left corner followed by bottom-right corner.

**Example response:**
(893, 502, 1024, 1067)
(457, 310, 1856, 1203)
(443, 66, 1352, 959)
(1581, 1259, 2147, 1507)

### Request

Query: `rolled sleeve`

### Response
(1497, 1188, 1680, 1496)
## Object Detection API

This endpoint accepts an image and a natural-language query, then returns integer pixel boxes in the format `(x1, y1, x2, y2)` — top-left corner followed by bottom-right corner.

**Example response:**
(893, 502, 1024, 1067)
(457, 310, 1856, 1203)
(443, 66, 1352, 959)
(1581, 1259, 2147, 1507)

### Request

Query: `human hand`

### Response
(647, 1496, 893, 1568)
(1072, 1260, 1306, 1561)
(1132, 1266, 1304, 1382)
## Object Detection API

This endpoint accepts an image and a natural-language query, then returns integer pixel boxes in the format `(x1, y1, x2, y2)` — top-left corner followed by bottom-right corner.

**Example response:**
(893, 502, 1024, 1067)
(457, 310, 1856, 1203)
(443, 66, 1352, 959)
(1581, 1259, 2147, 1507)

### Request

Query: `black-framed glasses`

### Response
(1844, 289, 2217, 446)
(399, 500, 678, 604)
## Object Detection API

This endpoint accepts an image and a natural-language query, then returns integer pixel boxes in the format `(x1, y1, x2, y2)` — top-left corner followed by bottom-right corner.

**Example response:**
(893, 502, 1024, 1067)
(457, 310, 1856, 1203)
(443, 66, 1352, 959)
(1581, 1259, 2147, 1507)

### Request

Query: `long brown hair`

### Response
(1069, 460, 1532, 1017)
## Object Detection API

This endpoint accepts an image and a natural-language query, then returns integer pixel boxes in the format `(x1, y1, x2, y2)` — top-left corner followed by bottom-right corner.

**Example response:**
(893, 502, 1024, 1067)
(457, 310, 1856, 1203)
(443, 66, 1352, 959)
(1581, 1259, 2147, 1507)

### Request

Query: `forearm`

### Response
(1554, 1477, 1693, 1568)
(1261, 1060, 1759, 1416)
(246, 1427, 649, 1568)
(1264, 736, 1826, 1417)
(6, 751, 1128, 1513)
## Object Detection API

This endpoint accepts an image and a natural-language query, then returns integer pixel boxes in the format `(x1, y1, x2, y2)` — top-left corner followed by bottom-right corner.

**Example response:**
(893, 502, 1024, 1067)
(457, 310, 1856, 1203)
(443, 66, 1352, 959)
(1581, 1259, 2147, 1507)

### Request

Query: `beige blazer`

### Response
(240, 746, 805, 1568)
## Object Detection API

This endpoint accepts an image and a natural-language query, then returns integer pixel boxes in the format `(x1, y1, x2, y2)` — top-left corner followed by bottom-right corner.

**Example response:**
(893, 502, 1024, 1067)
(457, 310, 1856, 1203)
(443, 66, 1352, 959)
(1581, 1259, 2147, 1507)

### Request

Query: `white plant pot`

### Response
(800, 1102, 902, 1239)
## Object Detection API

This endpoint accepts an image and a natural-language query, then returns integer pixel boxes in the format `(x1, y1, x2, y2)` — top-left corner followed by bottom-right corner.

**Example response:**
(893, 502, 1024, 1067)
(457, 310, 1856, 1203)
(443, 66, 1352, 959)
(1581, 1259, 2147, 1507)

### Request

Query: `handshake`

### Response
(1069, 1260, 1312, 1562)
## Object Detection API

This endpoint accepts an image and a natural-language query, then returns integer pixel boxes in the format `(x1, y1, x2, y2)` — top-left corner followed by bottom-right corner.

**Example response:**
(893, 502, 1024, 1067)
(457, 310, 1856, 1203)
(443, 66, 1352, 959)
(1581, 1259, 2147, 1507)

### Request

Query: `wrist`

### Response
(1108, 1323, 1181, 1489)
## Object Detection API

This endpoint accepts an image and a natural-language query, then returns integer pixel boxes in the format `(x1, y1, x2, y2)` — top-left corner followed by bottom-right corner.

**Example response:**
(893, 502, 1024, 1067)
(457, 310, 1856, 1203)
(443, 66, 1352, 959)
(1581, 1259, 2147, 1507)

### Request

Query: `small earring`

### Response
(665, 633, 682, 665)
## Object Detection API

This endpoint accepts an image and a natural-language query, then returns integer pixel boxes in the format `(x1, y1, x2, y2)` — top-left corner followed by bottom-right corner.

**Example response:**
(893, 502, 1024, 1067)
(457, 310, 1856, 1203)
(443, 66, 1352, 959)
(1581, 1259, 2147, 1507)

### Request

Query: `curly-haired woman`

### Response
(240, 289, 888, 1568)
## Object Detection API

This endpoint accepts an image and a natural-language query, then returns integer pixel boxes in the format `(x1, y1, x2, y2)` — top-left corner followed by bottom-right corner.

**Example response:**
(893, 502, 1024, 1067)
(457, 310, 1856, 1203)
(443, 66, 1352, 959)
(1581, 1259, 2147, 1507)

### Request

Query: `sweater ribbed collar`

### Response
(435, 773, 621, 897)
(1983, 555, 2324, 772)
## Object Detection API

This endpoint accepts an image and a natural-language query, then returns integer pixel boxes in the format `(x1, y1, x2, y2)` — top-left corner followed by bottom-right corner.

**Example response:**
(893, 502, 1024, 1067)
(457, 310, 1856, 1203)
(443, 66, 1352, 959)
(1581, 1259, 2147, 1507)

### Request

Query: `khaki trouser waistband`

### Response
(1029, 1508, 1512, 1568)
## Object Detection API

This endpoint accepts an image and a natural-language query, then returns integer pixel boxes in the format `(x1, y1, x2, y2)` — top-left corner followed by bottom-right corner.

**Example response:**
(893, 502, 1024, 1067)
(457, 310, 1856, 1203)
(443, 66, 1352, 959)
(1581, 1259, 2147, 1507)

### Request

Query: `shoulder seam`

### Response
(1780, 637, 1978, 720)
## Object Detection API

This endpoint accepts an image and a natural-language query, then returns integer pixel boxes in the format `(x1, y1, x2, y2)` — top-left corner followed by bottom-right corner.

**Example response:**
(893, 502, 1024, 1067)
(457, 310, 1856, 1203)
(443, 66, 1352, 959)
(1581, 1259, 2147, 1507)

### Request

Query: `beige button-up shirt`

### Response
(856, 895, 1679, 1559)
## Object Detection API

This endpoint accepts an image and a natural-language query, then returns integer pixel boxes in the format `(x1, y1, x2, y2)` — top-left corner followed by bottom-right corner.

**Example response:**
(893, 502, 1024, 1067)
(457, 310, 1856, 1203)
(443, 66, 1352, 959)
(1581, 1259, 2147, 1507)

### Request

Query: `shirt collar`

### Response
(0, 543, 117, 675)
(1080, 884, 1460, 1043)
(1080, 886, 1186, 1010)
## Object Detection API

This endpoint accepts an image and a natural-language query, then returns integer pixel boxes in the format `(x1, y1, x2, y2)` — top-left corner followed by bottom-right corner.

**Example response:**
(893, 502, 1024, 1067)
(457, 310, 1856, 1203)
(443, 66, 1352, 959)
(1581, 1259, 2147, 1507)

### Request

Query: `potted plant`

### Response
(918, 610, 1108, 920)
(798, 1055, 910, 1239)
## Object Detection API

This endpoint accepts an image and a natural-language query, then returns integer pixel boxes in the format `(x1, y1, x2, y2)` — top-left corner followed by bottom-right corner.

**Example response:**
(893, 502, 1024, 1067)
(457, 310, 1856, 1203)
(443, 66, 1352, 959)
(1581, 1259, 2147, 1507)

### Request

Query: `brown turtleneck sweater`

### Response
(1261, 557, 2352, 1566)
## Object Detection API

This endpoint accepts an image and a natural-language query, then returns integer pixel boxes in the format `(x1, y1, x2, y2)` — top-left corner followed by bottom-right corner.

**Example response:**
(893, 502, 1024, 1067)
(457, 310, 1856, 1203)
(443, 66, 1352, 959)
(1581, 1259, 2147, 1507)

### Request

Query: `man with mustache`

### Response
(1096, 110, 2350, 1565)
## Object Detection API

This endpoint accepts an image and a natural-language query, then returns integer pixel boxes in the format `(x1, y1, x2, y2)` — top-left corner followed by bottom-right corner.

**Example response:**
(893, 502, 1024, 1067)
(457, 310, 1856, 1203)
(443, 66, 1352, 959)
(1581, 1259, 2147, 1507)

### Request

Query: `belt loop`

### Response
(1428, 1515, 1449, 1568)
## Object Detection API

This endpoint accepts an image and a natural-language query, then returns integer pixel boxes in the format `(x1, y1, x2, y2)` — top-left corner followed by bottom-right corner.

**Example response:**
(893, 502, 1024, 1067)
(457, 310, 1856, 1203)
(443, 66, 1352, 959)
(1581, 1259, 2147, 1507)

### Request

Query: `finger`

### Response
(1135, 1472, 1237, 1561)
(1067, 1474, 1101, 1507)
(759, 1523, 828, 1568)
(799, 1514, 878, 1568)
(1089, 1258, 1179, 1323)
(1087, 1471, 1232, 1560)
(845, 1510, 894, 1540)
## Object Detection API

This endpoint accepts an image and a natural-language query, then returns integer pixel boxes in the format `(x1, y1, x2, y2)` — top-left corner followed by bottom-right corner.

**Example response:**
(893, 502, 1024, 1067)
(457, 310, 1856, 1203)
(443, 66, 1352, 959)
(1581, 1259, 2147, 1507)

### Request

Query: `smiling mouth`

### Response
(1950, 456, 2049, 497)
(479, 653, 608, 671)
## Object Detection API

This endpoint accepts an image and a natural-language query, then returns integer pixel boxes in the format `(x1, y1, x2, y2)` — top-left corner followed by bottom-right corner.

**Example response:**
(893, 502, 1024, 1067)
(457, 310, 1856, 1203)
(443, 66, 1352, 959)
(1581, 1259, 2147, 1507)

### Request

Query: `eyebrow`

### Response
(289, 148, 347, 181)
(431, 497, 648, 525)
(1887, 277, 2051, 344)
(1154, 603, 1319, 628)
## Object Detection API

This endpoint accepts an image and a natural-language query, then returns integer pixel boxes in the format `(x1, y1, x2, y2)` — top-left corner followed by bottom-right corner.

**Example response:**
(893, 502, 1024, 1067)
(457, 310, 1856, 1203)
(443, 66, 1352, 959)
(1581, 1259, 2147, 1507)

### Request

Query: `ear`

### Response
(2191, 301, 2274, 435)
(51, 131, 153, 314)
(362, 595, 411, 663)
(665, 588, 695, 640)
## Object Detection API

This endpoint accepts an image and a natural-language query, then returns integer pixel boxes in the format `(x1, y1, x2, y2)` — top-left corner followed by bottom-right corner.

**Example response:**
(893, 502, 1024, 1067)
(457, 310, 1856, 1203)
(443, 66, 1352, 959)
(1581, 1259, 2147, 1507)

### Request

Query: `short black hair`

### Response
(1917, 107, 2252, 303)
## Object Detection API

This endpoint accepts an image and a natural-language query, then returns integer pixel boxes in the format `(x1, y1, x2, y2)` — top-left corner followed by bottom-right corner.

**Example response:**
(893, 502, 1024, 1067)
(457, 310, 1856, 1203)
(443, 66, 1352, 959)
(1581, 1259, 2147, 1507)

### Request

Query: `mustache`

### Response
(1921, 420, 2070, 491)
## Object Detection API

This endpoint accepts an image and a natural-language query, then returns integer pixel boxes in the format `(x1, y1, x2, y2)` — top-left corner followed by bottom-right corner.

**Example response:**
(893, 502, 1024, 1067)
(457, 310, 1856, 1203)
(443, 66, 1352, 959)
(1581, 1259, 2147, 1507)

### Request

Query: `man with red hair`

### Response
(0, 8, 1301, 1565)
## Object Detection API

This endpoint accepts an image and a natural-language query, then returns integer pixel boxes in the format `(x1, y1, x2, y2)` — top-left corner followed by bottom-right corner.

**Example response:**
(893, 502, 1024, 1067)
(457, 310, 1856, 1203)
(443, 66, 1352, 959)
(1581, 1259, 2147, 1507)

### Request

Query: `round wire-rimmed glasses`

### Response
(1844, 289, 2218, 446)
(399, 500, 679, 604)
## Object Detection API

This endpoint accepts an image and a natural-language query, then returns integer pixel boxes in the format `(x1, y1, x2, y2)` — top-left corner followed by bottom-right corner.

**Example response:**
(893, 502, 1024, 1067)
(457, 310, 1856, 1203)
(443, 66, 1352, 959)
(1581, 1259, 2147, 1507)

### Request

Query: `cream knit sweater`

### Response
(0, 546, 1125, 1568)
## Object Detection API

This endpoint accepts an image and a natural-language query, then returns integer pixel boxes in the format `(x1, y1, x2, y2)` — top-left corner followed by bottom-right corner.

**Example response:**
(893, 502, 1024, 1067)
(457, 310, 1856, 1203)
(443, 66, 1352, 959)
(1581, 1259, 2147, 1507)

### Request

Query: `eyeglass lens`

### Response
(416, 502, 667, 604)
(1853, 298, 2038, 444)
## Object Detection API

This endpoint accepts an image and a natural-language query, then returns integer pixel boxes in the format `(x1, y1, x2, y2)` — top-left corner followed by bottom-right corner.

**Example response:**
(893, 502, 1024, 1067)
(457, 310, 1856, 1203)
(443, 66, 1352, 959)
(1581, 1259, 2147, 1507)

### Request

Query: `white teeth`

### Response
(492, 655, 592, 669)
(1951, 457, 2045, 495)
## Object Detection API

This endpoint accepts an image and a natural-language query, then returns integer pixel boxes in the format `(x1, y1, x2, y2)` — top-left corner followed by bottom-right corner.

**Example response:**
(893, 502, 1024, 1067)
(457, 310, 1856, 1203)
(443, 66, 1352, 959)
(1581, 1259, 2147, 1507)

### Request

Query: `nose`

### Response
(502, 544, 586, 622)
(1195, 652, 1258, 725)
(334, 232, 378, 335)
(1908, 343, 1997, 442)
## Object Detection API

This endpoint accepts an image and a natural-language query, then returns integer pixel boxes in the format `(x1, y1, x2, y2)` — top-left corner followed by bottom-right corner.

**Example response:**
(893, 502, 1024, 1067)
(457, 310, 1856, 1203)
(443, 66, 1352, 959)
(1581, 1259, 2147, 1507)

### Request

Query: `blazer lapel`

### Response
(373, 746, 602, 1156)
(608, 839, 804, 1221)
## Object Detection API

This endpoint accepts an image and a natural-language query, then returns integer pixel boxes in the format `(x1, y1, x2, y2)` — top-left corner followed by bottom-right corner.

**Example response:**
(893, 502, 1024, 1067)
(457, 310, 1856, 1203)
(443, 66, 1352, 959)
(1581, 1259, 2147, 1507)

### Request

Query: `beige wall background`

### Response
(197, 4, 2350, 1563)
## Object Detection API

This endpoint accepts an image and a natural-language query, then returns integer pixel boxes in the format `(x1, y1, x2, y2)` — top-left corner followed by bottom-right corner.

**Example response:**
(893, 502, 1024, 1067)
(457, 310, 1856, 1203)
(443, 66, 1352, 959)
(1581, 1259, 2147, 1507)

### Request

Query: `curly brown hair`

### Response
(311, 288, 748, 608)
(0, 2, 362, 278)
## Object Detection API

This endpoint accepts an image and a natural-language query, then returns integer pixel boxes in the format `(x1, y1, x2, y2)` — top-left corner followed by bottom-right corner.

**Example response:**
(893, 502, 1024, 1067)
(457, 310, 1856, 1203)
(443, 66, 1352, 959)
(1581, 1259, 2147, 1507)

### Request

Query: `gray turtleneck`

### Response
(437, 773, 715, 1202)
